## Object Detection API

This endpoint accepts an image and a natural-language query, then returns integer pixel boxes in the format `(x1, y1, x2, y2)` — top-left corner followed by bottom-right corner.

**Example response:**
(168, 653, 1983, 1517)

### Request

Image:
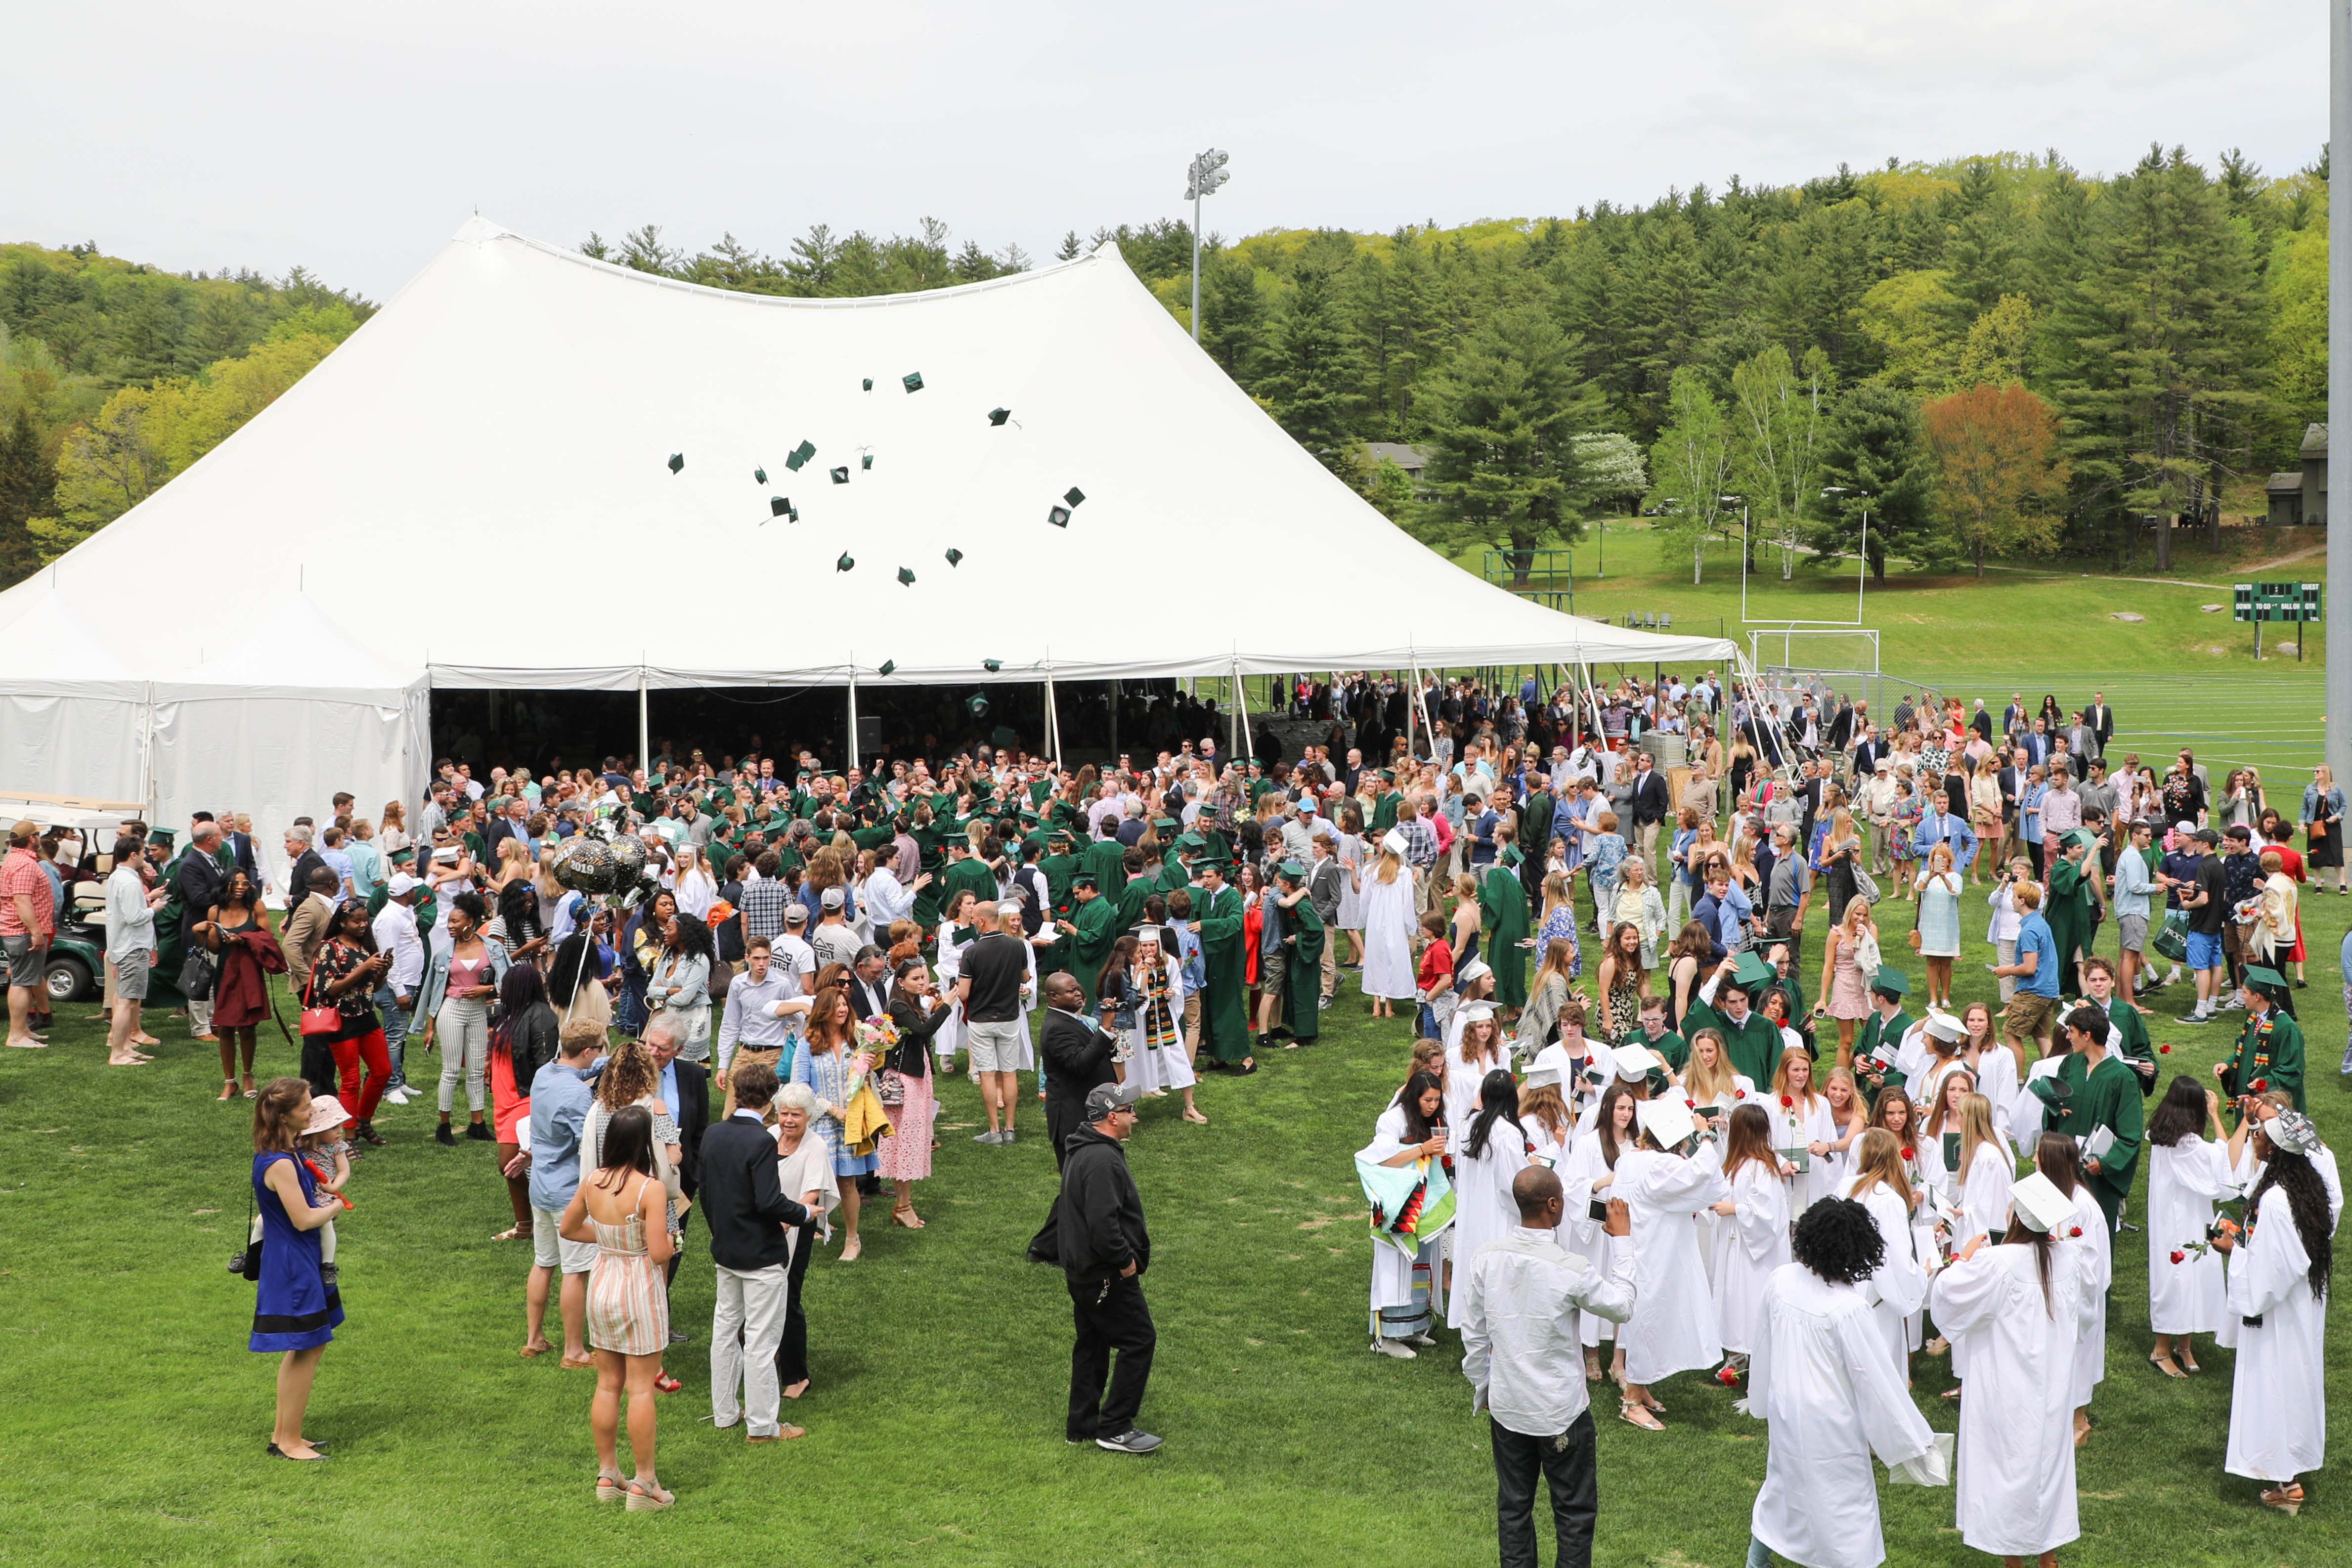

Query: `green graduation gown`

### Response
(939, 856, 998, 922)
(2226, 1006, 2305, 1112)
(1081, 838, 1129, 900)
(2037, 1049, 2145, 1229)
(2104, 998, 2156, 1095)
(1193, 882, 1250, 1063)
(1115, 875, 1157, 933)
(2045, 856, 2096, 998)
(1645, 1028, 1688, 1073)
(1478, 865, 1530, 1011)
(1683, 996, 1784, 1089)
(1369, 790, 1399, 838)
(1520, 789, 1556, 912)
(1279, 896, 1325, 1043)
(1854, 1006, 1915, 1102)
(1064, 892, 1120, 1003)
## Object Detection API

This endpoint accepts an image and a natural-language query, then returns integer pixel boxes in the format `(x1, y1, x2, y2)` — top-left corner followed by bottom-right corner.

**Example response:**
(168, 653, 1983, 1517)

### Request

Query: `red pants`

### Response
(333, 1026, 392, 1123)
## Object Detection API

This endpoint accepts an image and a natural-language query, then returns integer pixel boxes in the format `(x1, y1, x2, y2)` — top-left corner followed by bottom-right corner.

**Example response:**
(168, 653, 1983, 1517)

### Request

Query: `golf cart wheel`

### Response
(44, 954, 91, 1003)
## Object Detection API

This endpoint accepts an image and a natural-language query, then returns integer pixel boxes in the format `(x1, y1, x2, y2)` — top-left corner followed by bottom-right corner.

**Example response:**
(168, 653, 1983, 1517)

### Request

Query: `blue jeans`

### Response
(1746, 1537, 1774, 1568)
(1416, 1002, 1437, 1039)
(376, 984, 414, 1088)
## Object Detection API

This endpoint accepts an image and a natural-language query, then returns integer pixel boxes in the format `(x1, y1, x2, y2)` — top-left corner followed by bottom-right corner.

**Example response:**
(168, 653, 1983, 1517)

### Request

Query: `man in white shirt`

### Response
(1458, 1166, 1637, 1568)
(772, 907, 818, 994)
(103, 838, 167, 1067)
(372, 874, 428, 1103)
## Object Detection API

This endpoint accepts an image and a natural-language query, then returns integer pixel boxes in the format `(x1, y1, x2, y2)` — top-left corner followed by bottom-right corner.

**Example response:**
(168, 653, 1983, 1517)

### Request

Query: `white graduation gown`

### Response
(1560, 1131, 1620, 1347)
(1358, 871, 1418, 1001)
(1712, 1159, 1791, 1355)
(1975, 1046, 2026, 1149)
(2062, 1183, 2111, 1409)
(1617, 1141, 1728, 1384)
(1958, 1140, 2015, 1250)
(2147, 1136, 2236, 1335)
(1449, 1120, 1531, 1268)
(2233, 1139, 2345, 1236)
(1773, 1094, 1841, 1210)
(1122, 955, 1194, 1093)
(2223, 1183, 2328, 1482)
(1361, 1105, 1449, 1329)
(1836, 1175, 1929, 1384)
(1444, 1039, 1511, 1141)
(1746, 1263, 1938, 1568)
(1929, 1243, 2090, 1557)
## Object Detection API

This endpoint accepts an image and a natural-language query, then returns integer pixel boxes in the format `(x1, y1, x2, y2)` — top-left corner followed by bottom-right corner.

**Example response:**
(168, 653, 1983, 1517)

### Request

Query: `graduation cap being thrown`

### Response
(1065, 487, 1086, 507)
(830, 466, 850, 484)
(983, 659, 1002, 673)
(989, 407, 1012, 427)
(667, 453, 684, 474)
(836, 553, 855, 572)
(862, 378, 874, 392)
(786, 440, 816, 471)
(1730, 952, 1777, 989)
(1047, 505, 1072, 528)
(903, 372, 924, 393)
(877, 660, 896, 677)
(753, 466, 768, 484)
(897, 567, 916, 586)
(861, 454, 873, 471)
(769, 496, 790, 518)
(946, 549, 965, 566)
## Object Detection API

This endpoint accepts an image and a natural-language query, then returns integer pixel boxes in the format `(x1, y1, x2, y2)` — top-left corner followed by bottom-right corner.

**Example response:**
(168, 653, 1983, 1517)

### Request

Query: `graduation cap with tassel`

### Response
(897, 567, 916, 586)
(945, 549, 964, 566)
(903, 372, 924, 393)
(753, 466, 768, 484)
(836, 553, 855, 572)
(830, 466, 850, 484)
(785, 440, 816, 472)
(666, 453, 684, 474)
(769, 496, 790, 518)
(989, 407, 1013, 427)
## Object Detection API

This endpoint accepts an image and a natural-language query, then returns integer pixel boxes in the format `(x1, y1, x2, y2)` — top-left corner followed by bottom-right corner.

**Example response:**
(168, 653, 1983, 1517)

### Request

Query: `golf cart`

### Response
(0, 793, 150, 1004)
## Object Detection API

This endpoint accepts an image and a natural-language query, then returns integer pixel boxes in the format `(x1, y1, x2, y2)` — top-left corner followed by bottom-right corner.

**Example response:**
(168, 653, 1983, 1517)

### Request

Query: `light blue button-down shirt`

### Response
(527, 1060, 598, 1213)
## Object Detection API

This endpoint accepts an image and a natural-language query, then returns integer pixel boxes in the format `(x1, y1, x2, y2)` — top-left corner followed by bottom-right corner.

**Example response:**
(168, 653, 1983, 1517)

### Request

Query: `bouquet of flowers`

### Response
(856, 1014, 905, 1106)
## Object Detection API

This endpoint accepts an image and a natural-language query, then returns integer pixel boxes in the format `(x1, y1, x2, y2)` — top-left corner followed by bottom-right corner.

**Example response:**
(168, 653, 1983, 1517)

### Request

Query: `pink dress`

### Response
(584, 1183, 667, 1356)
(1827, 932, 1871, 1021)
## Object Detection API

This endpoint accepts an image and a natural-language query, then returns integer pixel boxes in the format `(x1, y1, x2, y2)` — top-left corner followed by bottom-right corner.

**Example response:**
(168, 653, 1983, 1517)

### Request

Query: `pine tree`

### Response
(1805, 381, 1931, 581)
(1257, 259, 1363, 479)
(0, 403, 56, 585)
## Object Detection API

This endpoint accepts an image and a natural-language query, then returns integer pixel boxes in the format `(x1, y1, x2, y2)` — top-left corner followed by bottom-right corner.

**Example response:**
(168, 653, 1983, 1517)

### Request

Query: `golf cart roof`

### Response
(0, 793, 149, 836)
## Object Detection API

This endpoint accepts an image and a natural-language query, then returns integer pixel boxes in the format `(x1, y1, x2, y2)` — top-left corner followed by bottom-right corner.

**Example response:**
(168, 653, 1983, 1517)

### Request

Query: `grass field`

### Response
(1446, 521, 2329, 781)
(4, 808, 2350, 1566)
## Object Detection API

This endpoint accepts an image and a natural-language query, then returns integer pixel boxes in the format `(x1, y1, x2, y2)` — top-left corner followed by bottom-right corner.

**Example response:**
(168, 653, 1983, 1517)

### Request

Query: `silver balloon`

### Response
(552, 836, 616, 893)
(607, 835, 647, 882)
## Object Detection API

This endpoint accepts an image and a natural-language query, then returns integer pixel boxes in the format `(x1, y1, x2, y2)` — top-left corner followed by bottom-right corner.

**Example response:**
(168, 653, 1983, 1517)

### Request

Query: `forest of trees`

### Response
(0, 145, 2327, 588)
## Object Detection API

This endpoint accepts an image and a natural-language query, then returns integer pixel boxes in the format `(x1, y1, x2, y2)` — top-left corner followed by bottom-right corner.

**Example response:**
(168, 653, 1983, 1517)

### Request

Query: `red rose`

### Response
(1735, 1089, 1747, 1100)
(2170, 1250, 2186, 1264)
(1716, 1365, 1742, 1387)
(2251, 1079, 2267, 1093)
(2159, 1045, 2171, 1054)
(1901, 1147, 1916, 1161)
(1780, 1094, 1793, 1108)
(2068, 1226, 2083, 1238)
(1686, 1099, 1697, 1110)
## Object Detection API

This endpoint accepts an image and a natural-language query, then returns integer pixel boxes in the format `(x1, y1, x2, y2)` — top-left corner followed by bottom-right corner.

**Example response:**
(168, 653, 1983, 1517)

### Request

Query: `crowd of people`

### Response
(1, 665, 2335, 1556)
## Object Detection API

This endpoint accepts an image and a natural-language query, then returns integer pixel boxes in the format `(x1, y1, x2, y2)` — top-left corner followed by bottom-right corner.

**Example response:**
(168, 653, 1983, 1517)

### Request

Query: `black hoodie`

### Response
(1046, 1125, 1150, 1284)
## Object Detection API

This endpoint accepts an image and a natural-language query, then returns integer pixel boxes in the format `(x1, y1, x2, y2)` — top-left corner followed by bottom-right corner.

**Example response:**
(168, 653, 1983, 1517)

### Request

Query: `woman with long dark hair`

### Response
(1929, 1167, 2089, 1562)
(197, 869, 276, 1101)
(308, 901, 395, 1144)
(421, 890, 508, 1147)
(1710, 1101, 1789, 1375)
(2215, 1110, 2333, 1514)
(646, 910, 714, 1062)
(1453, 1069, 1527, 1264)
(1362, 1068, 1448, 1359)
(879, 956, 952, 1229)
(2143, 1074, 2233, 1378)
(558, 1103, 675, 1510)
(488, 963, 561, 1241)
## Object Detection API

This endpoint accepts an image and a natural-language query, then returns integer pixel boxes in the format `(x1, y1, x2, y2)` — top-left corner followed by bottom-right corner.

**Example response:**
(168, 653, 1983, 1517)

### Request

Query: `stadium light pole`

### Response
(1185, 149, 1230, 344)
(2330, 2, 2351, 787)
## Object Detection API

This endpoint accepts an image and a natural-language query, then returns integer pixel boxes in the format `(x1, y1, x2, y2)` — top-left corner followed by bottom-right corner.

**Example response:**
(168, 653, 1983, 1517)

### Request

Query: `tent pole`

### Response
(636, 665, 649, 774)
(1045, 670, 1061, 765)
(1230, 658, 1246, 761)
(1405, 658, 1418, 758)
(1109, 679, 1120, 762)
(846, 671, 860, 774)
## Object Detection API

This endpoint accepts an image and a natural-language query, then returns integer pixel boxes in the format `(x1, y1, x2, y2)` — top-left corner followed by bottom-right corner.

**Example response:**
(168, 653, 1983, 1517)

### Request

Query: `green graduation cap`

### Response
(1047, 505, 1071, 527)
(1730, 951, 1777, 988)
(667, 452, 684, 473)
(862, 378, 873, 392)
(1275, 859, 1307, 881)
(830, 466, 850, 484)
(878, 660, 896, 677)
(897, 567, 916, 586)
(989, 407, 1011, 426)
(1152, 817, 1178, 830)
(753, 466, 768, 484)
(770, 496, 789, 517)
(946, 548, 965, 566)
(982, 659, 1002, 673)
(784, 444, 810, 472)
(836, 553, 855, 572)
(1870, 964, 1910, 998)
(1071, 871, 1099, 889)
(861, 454, 873, 470)
(1174, 833, 1205, 851)
(2242, 965, 2291, 1000)
(1064, 486, 1086, 507)
(903, 372, 924, 393)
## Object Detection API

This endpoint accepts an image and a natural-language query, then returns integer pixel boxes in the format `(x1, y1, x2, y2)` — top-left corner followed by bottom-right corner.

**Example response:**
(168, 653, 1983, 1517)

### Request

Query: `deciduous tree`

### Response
(1643, 367, 1733, 585)
(1921, 382, 2066, 575)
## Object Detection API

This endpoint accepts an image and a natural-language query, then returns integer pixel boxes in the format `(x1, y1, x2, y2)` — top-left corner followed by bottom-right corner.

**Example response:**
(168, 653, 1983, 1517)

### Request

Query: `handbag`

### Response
(876, 1069, 908, 1107)
(179, 945, 218, 1002)
(299, 972, 342, 1039)
(1907, 882, 1925, 953)
(229, 1186, 262, 1280)
(1852, 863, 1881, 905)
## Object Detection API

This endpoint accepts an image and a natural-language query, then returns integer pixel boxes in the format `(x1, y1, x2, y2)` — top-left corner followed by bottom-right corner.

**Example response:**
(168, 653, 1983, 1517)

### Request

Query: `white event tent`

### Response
(0, 216, 1740, 877)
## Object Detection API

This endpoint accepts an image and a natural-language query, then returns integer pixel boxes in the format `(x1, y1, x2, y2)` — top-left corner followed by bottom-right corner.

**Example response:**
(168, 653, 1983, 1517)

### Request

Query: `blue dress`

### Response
(792, 1042, 878, 1178)
(250, 1152, 343, 1352)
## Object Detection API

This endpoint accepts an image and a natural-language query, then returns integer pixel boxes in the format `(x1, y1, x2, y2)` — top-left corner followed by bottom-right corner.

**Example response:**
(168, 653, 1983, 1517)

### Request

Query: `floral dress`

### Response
(792, 1041, 877, 1178)
(1537, 904, 1582, 981)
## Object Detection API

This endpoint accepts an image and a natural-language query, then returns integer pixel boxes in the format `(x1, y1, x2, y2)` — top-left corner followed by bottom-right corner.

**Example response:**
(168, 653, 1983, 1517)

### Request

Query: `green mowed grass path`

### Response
(4, 858, 2349, 1566)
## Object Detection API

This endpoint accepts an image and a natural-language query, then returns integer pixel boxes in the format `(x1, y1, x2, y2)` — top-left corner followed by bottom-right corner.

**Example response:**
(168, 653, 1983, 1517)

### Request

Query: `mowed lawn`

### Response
(5, 802, 2352, 1566)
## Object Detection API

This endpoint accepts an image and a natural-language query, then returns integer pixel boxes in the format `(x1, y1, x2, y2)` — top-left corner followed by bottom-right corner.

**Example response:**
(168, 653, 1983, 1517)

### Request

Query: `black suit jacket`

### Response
(1998, 766, 2024, 822)
(228, 832, 260, 884)
(847, 974, 891, 1022)
(1629, 771, 1671, 827)
(699, 1112, 813, 1272)
(2088, 704, 2114, 747)
(669, 1060, 710, 1197)
(1040, 1007, 1117, 1107)
(482, 818, 528, 860)
(288, 848, 330, 900)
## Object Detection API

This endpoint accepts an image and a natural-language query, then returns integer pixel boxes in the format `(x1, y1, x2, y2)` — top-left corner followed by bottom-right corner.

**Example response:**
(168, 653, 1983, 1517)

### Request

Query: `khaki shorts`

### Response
(1259, 950, 1287, 997)
(113, 953, 151, 1002)
(967, 1018, 1024, 1074)
(1182, 992, 1201, 1052)
(2004, 991, 2056, 1045)
(2117, 914, 2147, 955)
(532, 1206, 597, 1274)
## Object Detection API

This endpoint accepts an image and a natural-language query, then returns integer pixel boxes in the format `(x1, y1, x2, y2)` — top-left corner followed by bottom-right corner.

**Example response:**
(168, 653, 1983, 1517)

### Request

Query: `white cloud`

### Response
(0, 0, 2325, 296)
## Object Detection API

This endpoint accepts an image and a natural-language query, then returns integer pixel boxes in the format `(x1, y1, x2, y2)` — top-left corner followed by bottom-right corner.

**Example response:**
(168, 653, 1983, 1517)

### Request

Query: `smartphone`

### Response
(1588, 1197, 1610, 1223)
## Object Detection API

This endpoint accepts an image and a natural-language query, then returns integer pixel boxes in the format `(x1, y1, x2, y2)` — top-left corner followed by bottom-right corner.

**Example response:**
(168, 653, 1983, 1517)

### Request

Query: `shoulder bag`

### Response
(299, 965, 342, 1040)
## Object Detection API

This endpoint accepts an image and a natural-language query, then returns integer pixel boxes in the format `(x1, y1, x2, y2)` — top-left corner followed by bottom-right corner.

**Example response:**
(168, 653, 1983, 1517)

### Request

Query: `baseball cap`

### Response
(783, 905, 807, 924)
(1084, 1081, 1144, 1120)
(386, 872, 421, 897)
(820, 886, 845, 909)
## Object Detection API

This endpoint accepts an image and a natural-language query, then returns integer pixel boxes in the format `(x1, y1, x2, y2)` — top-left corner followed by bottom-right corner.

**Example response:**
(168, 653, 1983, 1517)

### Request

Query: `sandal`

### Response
(1182, 1109, 1209, 1125)
(218, 1081, 240, 1101)
(2260, 1484, 2305, 1517)
(653, 1373, 682, 1394)
(624, 1479, 674, 1512)
(597, 1472, 628, 1503)
(891, 1210, 925, 1229)
(1618, 1398, 1665, 1431)
(492, 1225, 527, 1243)
(2148, 1353, 2187, 1380)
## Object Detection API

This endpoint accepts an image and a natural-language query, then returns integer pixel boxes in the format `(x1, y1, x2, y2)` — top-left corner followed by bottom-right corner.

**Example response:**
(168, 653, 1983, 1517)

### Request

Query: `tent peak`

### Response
(451, 214, 512, 245)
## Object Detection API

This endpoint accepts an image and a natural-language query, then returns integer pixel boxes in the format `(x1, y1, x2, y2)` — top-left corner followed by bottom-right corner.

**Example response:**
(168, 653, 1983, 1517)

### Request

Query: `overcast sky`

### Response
(5, 1, 2329, 301)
